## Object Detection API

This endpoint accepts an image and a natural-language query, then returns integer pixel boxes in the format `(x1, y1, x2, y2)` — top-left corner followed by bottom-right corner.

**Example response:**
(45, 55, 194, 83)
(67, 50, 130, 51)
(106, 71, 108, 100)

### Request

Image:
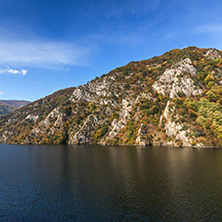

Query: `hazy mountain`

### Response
(0, 47, 222, 147)
(0, 100, 30, 115)
(0, 100, 30, 108)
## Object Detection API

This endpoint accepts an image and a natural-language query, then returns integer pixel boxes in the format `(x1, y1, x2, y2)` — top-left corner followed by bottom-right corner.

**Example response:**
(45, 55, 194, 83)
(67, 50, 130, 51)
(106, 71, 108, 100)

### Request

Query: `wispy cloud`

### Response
(0, 66, 27, 75)
(164, 24, 222, 41)
(0, 90, 4, 95)
(0, 40, 91, 68)
(85, 19, 160, 47)
(194, 24, 222, 33)
(87, 32, 145, 46)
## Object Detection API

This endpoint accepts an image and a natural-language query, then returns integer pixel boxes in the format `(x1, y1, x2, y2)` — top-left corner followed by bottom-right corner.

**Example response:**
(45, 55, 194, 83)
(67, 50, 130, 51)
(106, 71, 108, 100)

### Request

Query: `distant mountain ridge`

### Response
(0, 100, 30, 108)
(0, 47, 222, 147)
(0, 100, 30, 115)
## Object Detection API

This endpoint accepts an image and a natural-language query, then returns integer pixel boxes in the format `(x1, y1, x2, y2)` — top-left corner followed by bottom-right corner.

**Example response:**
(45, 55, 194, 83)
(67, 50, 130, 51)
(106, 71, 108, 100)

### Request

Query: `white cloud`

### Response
(21, 69, 28, 75)
(0, 40, 91, 68)
(0, 90, 4, 95)
(0, 67, 28, 75)
(8, 69, 21, 74)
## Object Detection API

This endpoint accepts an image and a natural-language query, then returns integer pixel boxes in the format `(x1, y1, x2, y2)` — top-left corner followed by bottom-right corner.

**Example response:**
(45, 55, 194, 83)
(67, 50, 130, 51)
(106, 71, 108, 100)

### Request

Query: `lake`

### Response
(1, 144, 222, 221)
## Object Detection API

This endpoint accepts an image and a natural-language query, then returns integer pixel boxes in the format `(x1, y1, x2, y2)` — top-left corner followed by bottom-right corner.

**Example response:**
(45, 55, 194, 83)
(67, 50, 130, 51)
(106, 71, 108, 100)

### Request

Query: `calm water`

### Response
(1, 145, 222, 221)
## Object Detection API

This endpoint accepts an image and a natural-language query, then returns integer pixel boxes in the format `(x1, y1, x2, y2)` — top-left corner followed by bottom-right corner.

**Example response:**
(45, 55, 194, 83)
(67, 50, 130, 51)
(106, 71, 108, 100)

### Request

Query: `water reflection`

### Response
(1, 144, 222, 221)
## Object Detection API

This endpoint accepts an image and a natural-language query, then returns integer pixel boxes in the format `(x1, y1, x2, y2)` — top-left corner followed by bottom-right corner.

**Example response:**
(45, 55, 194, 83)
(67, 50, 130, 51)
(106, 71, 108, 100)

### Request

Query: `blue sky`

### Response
(0, 0, 222, 101)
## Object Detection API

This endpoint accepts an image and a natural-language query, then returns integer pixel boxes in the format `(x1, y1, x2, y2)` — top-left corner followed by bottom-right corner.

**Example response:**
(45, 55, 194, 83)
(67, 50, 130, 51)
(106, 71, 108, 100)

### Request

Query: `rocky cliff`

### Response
(0, 47, 222, 147)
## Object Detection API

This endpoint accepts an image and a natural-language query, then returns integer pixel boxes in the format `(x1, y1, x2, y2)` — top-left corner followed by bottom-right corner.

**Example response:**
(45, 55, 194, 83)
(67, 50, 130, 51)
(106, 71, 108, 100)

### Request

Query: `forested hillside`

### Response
(0, 47, 221, 147)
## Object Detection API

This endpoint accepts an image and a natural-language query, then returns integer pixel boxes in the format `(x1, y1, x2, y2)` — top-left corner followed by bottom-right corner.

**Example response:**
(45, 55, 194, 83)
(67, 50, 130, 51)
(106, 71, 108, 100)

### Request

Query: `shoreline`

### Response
(0, 142, 221, 149)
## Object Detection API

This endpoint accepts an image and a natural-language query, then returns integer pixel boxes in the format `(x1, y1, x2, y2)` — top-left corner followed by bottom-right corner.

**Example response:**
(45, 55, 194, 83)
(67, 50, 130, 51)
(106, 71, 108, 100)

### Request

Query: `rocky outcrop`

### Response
(69, 114, 99, 144)
(204, 49, 221, 59)
(135, 124, 146, 145)
(70, 75, 122, 105)
(153, 58, 202, 98)
(32, 107, 62, 134)
(159, 101, 191, 146)
(25, 114, 39, 122)
(101, 99, 133, 143)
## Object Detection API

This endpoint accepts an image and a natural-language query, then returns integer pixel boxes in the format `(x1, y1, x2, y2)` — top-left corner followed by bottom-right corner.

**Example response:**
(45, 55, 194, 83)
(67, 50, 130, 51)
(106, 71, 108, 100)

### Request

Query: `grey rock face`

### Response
(204, 49, 221, 59)
(70, 75, 123, 104)
(25, 114, 39, 122)
(159, 101, 193, 146)
(69, 114, 99, 144)
(153, 58, 202, 98)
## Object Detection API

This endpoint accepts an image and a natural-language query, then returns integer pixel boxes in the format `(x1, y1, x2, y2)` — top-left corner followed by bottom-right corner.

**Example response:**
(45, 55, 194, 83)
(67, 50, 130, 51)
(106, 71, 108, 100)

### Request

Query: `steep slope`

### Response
(0, 100, 30, 115)
(0, 47, 222, 147)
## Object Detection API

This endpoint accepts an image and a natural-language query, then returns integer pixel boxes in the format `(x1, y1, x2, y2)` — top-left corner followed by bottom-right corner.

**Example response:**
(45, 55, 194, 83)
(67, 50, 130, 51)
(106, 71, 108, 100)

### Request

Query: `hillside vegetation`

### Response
(0, 47, 222, 147)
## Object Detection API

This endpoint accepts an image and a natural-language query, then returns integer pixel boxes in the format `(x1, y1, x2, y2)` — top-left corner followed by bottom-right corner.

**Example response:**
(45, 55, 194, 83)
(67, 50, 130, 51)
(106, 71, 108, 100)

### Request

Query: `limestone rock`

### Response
(204, 49, 221, 59)
(153, 58, 202, 98)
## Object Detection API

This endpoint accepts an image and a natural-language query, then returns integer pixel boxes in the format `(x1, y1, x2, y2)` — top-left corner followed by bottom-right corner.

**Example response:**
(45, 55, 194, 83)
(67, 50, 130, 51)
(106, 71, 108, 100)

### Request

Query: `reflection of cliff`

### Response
(25, 145, 222, 220)
(3, 144, 222, 220)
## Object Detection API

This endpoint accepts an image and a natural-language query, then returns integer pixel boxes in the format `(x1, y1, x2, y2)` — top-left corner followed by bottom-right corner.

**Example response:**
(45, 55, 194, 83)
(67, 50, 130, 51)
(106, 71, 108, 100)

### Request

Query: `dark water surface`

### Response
(1, 144, 222, 221)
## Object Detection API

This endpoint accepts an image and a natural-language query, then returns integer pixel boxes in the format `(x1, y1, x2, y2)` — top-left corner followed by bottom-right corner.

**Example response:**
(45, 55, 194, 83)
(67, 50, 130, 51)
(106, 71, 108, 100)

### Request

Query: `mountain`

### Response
(0, 100, 30, 108)
(0, 100, 30, 115)
(0, 47, 222, 147)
